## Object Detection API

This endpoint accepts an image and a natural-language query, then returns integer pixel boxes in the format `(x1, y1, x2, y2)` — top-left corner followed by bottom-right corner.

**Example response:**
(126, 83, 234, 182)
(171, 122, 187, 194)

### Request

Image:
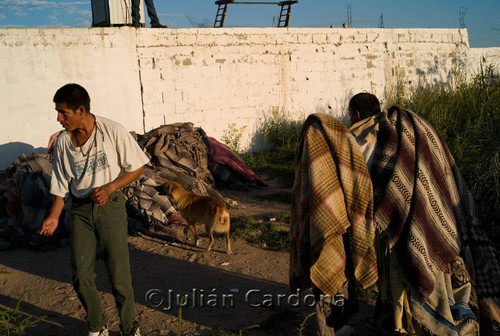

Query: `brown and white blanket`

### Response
(289, 113, 377, 297)
(352, 107, 499, 335)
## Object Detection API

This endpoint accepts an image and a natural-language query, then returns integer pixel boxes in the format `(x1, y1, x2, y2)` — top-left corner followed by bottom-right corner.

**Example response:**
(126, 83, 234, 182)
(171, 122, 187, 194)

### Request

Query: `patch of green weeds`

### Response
(240, 110, 302, 189)
(297, 312, 316, 336)
(231, 215, 289, 251)
(231, 215, 254, 228)
(176, 293, 193, 336)
(208, 324, 260, 336)
(0, 290, 46, 336)
(259, 110, 303, 157)
(221, 123, 247, 154)
(356, 282, 378, 306)
(274, 210, 291, 223)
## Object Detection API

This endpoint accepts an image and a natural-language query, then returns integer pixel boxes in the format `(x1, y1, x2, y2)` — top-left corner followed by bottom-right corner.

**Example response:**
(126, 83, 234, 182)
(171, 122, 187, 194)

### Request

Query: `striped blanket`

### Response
(370, 107, 461, 298)
(353, 107, 499, 335)
(290, 113, 377, 297)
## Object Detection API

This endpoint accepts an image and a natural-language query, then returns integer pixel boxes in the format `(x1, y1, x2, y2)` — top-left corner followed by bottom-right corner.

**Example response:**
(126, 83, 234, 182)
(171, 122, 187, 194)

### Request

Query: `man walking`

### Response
(39, 83, 148, 336)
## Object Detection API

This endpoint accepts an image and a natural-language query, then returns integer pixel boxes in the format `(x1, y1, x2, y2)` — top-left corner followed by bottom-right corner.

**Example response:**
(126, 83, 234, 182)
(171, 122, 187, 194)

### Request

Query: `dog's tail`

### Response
(213, 207, 230, 233)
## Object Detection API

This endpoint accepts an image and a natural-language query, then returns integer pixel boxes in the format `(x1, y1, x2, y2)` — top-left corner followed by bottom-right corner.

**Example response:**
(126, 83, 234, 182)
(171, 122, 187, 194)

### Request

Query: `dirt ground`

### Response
(0, 177, 377, 336)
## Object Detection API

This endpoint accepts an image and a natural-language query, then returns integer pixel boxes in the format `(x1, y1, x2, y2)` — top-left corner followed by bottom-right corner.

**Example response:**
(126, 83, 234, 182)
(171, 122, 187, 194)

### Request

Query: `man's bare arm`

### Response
(39, 195, 65, 236)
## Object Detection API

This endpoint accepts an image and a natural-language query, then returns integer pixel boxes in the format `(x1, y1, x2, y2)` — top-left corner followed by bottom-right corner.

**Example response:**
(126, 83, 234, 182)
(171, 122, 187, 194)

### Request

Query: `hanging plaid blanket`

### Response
(354, 107, 499, 335)
(370, 107, 461, 297)
(290, 113, 377, 297)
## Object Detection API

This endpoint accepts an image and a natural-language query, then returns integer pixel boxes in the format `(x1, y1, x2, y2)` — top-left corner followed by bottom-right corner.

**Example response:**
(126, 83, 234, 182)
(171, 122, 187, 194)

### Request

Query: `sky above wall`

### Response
(0, 0, 498, 48)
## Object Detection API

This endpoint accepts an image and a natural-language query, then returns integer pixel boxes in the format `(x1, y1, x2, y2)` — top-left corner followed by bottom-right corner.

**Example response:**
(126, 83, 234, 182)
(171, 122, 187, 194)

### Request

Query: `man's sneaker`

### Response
(89, 325, 109, 336)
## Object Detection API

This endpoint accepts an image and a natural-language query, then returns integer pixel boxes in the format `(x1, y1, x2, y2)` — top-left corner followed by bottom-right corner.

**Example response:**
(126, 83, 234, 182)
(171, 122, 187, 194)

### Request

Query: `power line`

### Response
(459, 6, 468, 28)
(378, 12, 384, 28)
(347, 4, 352, 27)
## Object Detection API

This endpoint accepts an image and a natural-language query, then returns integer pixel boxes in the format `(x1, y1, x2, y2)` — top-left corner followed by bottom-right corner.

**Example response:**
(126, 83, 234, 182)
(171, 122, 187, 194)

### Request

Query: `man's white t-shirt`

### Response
(50, 115, 149, 199)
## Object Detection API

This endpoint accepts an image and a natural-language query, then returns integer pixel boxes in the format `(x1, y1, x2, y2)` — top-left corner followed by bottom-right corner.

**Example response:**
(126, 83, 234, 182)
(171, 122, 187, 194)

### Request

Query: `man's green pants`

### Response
(70, 191, 139, 335)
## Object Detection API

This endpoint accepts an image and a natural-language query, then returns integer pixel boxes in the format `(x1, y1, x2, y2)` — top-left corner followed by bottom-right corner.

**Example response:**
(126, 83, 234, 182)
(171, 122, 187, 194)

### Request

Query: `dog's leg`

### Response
(188, 224, 199, 247)
(183, 225, 190, 244)
(226, 229, 232, 254)
(205, 227, 214, 252)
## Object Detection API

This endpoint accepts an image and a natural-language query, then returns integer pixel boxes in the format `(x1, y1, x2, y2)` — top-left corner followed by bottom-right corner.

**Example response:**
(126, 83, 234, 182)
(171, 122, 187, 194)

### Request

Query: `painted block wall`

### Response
(135, 28, 472, 151)
(0, 26, 495, 168)
(0, 27, 143, 168)
(466, 47, 500, 78)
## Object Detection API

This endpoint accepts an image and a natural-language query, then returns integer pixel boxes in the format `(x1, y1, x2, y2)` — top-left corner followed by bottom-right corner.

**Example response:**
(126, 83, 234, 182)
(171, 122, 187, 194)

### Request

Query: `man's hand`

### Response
(90, 167, 144, 207)
(39, 196, 65, 236)
(91, 185, 112, 206)
(39, 217, 59, 236)
(90, 167, 145, 207)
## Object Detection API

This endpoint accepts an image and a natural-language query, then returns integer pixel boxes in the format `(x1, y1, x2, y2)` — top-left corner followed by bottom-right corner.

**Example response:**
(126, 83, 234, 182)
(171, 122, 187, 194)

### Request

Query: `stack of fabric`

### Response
(123, 122, 222, 240)
(0, 153, 70, 250)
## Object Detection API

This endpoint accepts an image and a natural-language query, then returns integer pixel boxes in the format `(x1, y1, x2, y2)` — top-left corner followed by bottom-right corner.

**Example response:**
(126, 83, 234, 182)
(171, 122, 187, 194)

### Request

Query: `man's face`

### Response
(55, 102, 82, 132)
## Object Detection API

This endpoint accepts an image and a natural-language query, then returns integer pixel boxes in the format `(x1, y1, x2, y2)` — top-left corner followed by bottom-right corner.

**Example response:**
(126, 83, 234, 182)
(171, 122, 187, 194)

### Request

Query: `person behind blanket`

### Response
(347, 92, 380, 171)
(132, 0, 167, 28)
(39, 83, 149, 336)
(348, 92, 500, 335)
(348, 93, 458, 336)
(289, 113, 377, 336)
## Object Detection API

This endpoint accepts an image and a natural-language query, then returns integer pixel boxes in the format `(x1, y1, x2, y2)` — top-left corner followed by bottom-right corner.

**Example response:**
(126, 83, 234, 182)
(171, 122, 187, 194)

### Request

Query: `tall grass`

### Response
(241, 112, 302, 188)
(386, 67, 500, 246)
(230, 215, 290, 251)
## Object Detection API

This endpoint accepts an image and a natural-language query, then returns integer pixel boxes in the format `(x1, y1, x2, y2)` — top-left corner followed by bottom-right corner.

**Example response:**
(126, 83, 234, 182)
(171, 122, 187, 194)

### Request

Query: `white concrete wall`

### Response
(466, 47, 500, 79)
(0, 27, 143, 168)
(135, 28, 470, 148)
(0, 26, 492, 168)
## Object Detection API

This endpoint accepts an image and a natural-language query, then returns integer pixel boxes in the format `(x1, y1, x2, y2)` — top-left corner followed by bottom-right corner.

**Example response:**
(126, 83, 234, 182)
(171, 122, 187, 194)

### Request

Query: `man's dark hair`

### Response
(348, 92, 381, 120)
(53, 83, 91, 112)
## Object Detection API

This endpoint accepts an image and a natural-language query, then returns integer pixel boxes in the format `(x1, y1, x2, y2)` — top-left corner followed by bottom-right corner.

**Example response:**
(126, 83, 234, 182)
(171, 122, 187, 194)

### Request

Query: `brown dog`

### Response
(163, 181, 231, 254)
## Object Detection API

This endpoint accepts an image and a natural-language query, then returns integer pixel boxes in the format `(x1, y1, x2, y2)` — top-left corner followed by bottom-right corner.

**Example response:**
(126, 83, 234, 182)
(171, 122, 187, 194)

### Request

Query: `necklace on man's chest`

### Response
(76, 122, 97, 157)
